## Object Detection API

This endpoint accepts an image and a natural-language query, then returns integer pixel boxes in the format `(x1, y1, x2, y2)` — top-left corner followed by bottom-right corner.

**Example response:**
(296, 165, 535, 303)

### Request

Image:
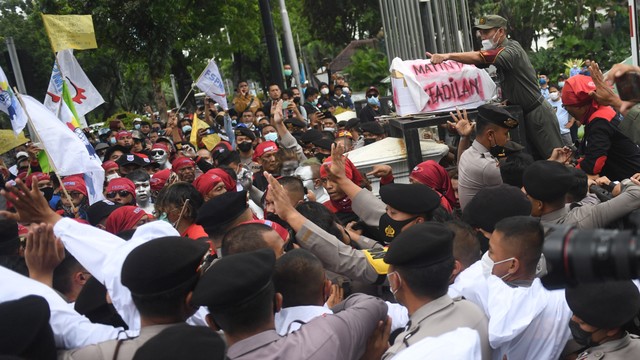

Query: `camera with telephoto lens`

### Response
(541, 222, 640, 290)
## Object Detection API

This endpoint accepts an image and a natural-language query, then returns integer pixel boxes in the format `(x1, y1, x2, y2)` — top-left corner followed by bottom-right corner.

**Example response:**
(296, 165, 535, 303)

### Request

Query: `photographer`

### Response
(522, 160, 640, 229)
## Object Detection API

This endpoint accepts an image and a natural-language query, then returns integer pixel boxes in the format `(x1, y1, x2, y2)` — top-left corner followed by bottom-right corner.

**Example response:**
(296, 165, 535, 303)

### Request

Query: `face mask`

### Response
(573, 64, 578, 68)
(106, 173, 120, 181)
(539, 78, 547, 85)
(343, 88, 350, 94)
(367, 96, 380, 106)
(264, 132, 279, 142)
(109, 137, 117, 145)
(134, 124, 141, 130)
(489, 135, 506, 158)
(182, 125, 192, 134)
(480, 251, 515, 279)
(238, 141, 253, 152)
(41, 187, 55, 202)
(558, 81, 565, 88)
(549, 92, 560, 101)
(481, 30, 500, 50)
(157, 212, 169, 223)
(324, 127, 335, 132)
(311, 99, 318, 106)
(364, 138, 376, 146)
(569, 320, 598, 347)
(379, 213, 417, 242)
(387, 271, 401, 301)
(284, 69, 292, 76)
(321, 88, 330, 95)
(315, 153, 328, 163)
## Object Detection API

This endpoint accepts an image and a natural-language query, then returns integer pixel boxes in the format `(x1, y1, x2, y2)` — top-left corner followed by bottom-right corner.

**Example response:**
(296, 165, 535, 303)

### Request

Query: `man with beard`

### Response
(126, 170, 154, 214)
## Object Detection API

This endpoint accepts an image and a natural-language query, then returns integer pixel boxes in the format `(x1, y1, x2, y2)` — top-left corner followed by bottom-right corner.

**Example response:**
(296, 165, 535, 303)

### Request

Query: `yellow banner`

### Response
(42, 14, 97, 52)
(0, 130, 29, 155)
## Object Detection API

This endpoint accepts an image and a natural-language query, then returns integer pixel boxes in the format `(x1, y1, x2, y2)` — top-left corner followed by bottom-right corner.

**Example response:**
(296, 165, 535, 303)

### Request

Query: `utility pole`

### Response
(258, 0, 285, 90)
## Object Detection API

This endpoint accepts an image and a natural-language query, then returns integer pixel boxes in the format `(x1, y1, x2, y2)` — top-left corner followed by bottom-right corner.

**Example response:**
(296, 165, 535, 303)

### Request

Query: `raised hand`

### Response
(448, 107, 475, 137)
(0, 177, 61, 225)
(25, 223, 65, 287)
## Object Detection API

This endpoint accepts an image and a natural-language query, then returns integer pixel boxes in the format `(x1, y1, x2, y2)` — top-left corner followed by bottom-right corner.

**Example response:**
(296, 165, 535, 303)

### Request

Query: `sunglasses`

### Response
(151, 150, 166, 156)
(366, 93, 378, 98)
(107, 190, 132, 198)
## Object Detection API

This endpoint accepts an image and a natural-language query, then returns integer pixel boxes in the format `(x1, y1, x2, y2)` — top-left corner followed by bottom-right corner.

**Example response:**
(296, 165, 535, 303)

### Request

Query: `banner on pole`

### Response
(42, 14, 98, 53)
(195, 59, 228, 110)
(0, 66, 28, 135)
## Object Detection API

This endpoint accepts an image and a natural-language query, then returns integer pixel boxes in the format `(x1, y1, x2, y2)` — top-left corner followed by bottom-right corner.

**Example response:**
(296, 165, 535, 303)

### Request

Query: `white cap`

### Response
(16, 151, 28, 159)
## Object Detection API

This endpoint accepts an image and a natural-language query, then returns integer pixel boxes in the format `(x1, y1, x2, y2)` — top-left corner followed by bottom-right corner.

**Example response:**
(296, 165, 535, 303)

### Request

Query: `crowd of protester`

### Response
(2, 13, 640, 360)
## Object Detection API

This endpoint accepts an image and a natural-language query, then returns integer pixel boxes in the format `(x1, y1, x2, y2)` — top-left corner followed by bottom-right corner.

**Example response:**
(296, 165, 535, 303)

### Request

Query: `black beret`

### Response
(196, 190, 249, 236)
(234, 127, 256, 140)
(311, 138, 334, 151)
(523, 161, 573, 202)
(116, 153, 151, 167)
(462, 184, 531, 232)
(300, 129, 323, 144)
(192, 248, 275, 310)
(476, 104, 519, 129)
(384, 222, 454, 267)
(284, 117, 307, 129)
(360, 121, 385, 135)
(346, 118, 361, 130)
(380, 184, 441, 215)
(121, 236, 209, 296)
(133, 324, 225, 360)
(85, 200, 122, 227)
(565, 280, 640, 328)
(0, 295, 56, 359)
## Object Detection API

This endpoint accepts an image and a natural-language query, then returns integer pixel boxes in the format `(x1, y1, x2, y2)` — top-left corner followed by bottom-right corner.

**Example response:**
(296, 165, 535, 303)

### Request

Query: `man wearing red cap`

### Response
(171, 157, 197, 183)
(150, 143, 172, 170)
(562, 75, 640, 180)
(115, 131, 133, 150)
(105, 178, 136, 205)
(101, 161, 120, 182)
(58, 176, 90, 220)
(192, 168, 237, 201)
(252, 141, 280, 191)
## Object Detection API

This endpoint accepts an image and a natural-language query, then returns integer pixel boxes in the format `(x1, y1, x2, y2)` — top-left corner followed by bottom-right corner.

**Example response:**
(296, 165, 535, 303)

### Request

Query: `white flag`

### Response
(195, 59, 229, 110)
(22, 95, 104, 204)
(0, 66, 28, 135)
(44, 49, 104, 127)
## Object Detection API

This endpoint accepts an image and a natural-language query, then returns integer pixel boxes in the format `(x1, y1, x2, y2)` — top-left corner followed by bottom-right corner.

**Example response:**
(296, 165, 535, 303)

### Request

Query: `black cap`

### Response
(565, 280, 640, 328)
(523, 161, 573, 202)
(0, 295, 56, 359)
(360, 121, 385, 135)
(116, 153, 151, 168)
(380, 184, 441, 215)
(311, 138, 333, 151)
(476, 104, 519, 129)
(300, 129, 323, 144)
(284, 117, 307, 129)
(384, 222, 454, 267)
(196, 190, 249, 236)
(133, 324, 225, 360)
(85, 200, 122, 227)
(235, 127, 256, 141)
(192, 248, 275, 310)
(121, 236, 209, 296)
(463, 184, 531, 233)
(346, 118, 361, 130)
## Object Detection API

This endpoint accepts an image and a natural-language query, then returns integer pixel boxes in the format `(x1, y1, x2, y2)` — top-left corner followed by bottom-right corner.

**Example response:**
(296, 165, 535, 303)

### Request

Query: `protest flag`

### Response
(0, 66, 28, 135)
(41, 14, 98, 53)
(44, 49, 104, 127)
(195, 59, 229, 110)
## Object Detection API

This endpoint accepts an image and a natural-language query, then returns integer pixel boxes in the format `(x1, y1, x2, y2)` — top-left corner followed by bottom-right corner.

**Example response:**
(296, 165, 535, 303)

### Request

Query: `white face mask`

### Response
(324, 127, 335, 132)
(264, 132, 278, 142)
(106, 173, 120, 181)
(481, 30, 500, 50)
(480, 251, 515, 279)
(549, 92, 560, 101)
(320, 88, 330, 95)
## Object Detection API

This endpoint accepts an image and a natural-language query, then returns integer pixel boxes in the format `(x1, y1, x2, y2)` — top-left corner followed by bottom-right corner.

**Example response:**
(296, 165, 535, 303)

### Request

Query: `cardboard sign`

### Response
(390, 58, 496, 116)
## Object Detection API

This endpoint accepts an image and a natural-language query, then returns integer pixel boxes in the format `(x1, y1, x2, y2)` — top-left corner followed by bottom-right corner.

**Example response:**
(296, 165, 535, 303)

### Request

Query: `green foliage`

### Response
(342, 46, 389, 92)
(105, 111, 150, 130)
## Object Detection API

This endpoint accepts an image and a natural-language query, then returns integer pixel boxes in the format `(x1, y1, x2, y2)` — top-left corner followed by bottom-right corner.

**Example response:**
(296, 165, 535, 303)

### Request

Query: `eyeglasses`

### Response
(151, 150, 166, 156)
(106, 190, 132, 198)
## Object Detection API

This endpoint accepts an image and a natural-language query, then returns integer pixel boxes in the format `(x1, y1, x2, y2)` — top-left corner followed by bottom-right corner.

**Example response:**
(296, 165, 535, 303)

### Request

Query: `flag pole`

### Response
(13, 88, 77, 214)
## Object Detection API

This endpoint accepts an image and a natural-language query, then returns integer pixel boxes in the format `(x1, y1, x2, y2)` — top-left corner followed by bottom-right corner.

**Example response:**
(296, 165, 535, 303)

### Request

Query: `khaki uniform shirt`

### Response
(382, 294, 491, 360)
(457, 140, 502, 210)
(59, 324, 178, 360)
(576, 333, 640, 359)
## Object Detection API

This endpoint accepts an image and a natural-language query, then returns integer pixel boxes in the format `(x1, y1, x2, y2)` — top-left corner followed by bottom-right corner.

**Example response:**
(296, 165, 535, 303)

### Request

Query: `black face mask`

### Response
(489, 136, 506, 158)
(364, 138, 376, 146)
(315, 153, 328, 163)
(379, 213, 417, 242)
(41, 187, 55, 202)
(238, 141, 253, 152)
(569, 320, 598, 347)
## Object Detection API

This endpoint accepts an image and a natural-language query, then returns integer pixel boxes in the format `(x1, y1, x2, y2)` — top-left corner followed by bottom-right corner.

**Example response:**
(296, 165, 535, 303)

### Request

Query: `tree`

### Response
(343, 45, 389, 92)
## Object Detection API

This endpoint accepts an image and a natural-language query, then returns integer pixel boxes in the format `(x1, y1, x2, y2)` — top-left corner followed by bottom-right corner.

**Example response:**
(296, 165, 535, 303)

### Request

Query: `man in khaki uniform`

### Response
(382, 222, 491, 359)
(61, 236, 210, 360)
(428, 15, 563, 159)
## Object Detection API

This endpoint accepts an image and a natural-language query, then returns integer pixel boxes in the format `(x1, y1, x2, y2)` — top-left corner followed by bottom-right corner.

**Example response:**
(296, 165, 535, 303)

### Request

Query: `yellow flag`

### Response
(189, 119, 220, 151)
(42, 14, 98, 52)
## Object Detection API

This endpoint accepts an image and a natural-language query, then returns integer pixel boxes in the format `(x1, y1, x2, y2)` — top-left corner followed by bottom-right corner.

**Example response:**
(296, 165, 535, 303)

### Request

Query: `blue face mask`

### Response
(157, 212, 168, 222)
(284, 69, 292, 76)
(264, 132, 278, 142)
(109, 137, 117, 145)
(182, 125, 192, 133)
(311, 99, 318, 106)
(134, 124, 141, 130)
(367, 96, 380, 106)
(539, 78, 547, 85)
(558, 81, 565, 88)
